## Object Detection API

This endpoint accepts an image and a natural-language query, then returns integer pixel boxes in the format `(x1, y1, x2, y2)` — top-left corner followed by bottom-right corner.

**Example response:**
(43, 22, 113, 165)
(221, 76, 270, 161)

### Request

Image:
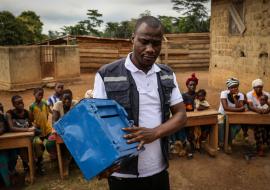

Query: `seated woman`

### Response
(246, 79, 270, 156)
(170, 73, 198, 158)
(218, 78, 245, 152)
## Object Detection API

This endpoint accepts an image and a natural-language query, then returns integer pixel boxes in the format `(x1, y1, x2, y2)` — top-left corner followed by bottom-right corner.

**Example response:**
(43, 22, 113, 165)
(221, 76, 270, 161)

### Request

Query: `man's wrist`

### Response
(154, 125, 163, 140)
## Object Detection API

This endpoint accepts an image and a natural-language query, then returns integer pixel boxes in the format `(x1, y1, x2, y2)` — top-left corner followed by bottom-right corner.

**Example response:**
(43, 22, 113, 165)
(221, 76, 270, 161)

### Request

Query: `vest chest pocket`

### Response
(161, 79, 175, 105)
(105, 81, 131, 109)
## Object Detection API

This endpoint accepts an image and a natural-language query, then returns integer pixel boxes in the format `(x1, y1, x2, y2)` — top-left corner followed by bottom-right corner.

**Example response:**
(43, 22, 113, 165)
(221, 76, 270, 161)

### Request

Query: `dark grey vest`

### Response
(98, 58, 175, 176)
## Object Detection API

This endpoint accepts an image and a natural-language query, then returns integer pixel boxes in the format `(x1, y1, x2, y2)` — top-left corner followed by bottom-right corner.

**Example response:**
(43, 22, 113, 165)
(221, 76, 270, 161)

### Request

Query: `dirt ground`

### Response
(1, 70, 270, 190)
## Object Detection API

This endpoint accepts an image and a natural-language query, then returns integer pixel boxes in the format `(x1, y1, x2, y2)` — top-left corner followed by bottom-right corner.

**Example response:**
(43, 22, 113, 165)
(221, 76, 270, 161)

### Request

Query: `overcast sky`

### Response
(0, 0, 210, 34)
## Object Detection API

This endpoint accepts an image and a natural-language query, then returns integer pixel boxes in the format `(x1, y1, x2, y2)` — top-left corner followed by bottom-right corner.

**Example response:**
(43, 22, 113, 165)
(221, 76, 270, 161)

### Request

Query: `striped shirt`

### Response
(47, 95, 60, 107)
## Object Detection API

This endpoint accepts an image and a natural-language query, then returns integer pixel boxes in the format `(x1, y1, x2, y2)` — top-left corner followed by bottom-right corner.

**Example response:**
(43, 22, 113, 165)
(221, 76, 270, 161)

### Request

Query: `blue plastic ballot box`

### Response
(53, 98, 140, 180)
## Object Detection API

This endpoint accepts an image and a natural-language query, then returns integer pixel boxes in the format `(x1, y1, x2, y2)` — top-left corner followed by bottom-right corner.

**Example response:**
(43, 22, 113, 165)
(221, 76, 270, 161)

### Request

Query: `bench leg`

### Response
(205, 124, 218, 157)
(210, 124, 218, 150)
(28, 142, 34, 184)
(224, 115, 230, 153)
(56, 143, 64, 179)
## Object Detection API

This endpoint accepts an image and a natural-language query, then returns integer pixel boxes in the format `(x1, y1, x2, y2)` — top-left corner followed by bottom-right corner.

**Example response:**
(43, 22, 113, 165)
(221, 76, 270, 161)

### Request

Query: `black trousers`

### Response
(108, 170, 170, 190)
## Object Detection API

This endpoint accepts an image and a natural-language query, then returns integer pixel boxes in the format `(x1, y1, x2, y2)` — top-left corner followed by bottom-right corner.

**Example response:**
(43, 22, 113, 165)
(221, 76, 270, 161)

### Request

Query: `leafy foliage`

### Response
(172, 0, 209, 18)
(0, 2, 211, 45)
(171, 0, 210, 32)
(61, 9, 103, 36)
(0, 10, 44, 45)
(17, 11, 44, 42)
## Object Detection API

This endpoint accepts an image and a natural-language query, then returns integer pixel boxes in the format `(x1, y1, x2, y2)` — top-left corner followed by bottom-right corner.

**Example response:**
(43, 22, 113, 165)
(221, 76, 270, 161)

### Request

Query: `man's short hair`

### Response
(134, 16, 163, 34)
(62, 89, 73, 97)
(55, 82, 64, 88)
(11, 95, 22, 103)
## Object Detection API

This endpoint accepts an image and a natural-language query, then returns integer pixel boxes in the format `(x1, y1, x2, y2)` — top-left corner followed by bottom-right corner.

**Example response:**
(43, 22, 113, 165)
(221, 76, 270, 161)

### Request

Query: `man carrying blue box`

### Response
(93, 16, 187, 190)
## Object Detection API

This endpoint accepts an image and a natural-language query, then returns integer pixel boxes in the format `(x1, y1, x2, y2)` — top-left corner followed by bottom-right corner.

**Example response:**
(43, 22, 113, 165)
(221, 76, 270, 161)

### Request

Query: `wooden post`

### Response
(224, 115, 230, 153)
(163, 36, 168, 65)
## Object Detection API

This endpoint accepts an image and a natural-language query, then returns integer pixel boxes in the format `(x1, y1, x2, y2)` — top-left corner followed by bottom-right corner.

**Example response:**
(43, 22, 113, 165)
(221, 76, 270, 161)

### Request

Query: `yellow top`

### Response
(29, 100, 52, 137)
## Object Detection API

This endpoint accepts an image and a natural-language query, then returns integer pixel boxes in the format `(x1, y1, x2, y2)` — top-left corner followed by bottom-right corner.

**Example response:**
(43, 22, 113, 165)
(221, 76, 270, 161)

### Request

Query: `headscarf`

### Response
(186, 73, 199, 86)
(252, 79, 263, 88)
(226, 77, 240, 88)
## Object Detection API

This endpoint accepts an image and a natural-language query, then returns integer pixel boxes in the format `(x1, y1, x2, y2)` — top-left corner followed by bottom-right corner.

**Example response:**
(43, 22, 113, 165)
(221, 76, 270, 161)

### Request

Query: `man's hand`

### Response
(122, 126, 159, 150)
(98, 164, 120, 180)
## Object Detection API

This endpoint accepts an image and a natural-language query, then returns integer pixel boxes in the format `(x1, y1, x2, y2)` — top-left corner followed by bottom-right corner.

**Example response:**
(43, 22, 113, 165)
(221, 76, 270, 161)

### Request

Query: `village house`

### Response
(209, 0, 270, 91)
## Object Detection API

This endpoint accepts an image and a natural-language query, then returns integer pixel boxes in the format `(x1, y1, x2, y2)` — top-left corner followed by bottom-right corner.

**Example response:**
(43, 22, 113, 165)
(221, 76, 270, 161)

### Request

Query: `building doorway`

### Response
(40, 46, 55, 80)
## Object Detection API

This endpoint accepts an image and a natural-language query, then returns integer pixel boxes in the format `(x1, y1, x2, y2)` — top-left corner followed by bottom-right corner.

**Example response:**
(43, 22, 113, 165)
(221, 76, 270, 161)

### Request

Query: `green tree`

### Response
(61, 22, 89, 36)
(48, 30, 61, 39)
(171, 0, 210, 32)
(103, 22, 119, 37)
(17, 11, 44, 42)
(171, 0, 209, 18)
(61, 9, 103, 36)
(116, 21, 134, 38)
(139, 10, 152, 18)
(0, 11, 28, 45)
(82, 9, 103, 36)
(158, 15, 177, 33)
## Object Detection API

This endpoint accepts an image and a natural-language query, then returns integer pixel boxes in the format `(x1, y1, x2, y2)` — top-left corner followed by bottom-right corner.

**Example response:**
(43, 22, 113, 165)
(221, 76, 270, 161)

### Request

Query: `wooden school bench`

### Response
(186, 109, 219, 156)
(55, 133, 71, 179)
(224, 111, 270, 153)
(0, 132, 35, 184)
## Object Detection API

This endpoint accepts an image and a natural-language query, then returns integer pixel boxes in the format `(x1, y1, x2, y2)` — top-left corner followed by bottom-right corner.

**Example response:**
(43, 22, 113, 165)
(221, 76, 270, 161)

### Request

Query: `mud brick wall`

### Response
(209, 0, 270, 92)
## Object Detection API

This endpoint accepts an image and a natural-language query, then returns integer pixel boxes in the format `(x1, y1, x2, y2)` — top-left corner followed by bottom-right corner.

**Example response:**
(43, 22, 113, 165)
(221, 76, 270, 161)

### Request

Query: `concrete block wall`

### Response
(0, 47, 11, 89)
(55, 45, 80, 79)
(0, 45, 80, 91)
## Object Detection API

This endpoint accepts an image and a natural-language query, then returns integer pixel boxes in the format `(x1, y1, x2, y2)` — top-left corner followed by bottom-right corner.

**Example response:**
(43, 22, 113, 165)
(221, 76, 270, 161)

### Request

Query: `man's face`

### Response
(13, 97, 24, 111)
(131, 23, 162, 71)
(55, 84, 64, 96)
(254, 86, 263, 95)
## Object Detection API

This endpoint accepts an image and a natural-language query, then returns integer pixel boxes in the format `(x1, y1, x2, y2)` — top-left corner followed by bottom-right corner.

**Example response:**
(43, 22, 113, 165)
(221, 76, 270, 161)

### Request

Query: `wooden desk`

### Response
(186, 109, 219, 156)
(55, 134, 69, 179)
(224, 111, 270, 153)
(0, 132, 35, 184)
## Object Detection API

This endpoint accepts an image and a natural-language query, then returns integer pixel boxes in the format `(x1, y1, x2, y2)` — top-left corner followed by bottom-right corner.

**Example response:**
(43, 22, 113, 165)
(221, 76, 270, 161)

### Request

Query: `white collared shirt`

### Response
(93, 53, 183, 178)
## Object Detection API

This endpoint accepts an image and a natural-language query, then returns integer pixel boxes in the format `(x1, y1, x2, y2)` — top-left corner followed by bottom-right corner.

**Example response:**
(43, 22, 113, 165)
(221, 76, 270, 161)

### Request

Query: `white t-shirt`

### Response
(52, 100, 78, 117)
(93, 53, 183, 178)
(218, 90, 244, 114)
(246, 90, 270, 108)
